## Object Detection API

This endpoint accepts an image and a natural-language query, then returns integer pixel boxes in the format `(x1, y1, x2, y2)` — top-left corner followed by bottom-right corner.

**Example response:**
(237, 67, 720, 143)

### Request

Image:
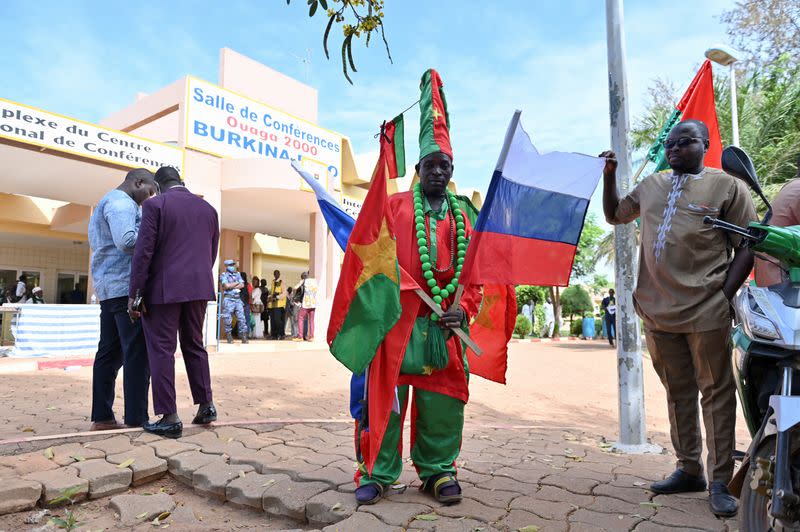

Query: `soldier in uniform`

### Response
(219, 259, 249, 344)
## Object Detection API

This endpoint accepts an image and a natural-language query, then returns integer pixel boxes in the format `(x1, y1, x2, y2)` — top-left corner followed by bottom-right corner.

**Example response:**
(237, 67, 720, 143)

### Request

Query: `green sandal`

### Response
(424, 473, 462, 504)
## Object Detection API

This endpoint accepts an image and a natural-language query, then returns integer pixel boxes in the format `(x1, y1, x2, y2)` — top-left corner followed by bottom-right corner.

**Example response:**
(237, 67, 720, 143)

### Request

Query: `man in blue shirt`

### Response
(219, 260, 249, 344)
(88, 168, 157, 430)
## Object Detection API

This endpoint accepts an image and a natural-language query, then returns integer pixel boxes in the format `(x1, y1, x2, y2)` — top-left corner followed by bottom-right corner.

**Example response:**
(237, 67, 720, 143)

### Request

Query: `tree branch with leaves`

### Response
(287, 0, 392, 84)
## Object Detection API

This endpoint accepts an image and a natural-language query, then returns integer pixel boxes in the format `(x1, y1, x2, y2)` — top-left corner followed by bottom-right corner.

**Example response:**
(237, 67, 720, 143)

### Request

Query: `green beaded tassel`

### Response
(425, 319, 450, 370)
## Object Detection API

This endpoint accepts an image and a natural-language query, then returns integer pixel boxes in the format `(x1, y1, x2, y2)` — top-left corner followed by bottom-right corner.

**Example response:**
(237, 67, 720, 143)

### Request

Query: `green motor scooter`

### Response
(706, 146, 800, 530)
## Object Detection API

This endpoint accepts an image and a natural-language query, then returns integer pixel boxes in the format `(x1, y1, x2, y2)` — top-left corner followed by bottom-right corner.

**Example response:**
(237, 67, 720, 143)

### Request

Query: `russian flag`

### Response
(460, 111, 606, 287)
(290, 160, 355, 251)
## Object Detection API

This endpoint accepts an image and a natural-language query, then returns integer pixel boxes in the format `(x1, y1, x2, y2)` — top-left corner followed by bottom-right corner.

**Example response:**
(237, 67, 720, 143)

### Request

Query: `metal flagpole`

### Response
(605, 0, 660, 453)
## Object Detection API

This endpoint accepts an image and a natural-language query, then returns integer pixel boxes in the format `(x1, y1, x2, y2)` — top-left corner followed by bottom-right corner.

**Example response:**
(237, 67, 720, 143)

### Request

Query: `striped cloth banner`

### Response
(9, 304, 100, 358)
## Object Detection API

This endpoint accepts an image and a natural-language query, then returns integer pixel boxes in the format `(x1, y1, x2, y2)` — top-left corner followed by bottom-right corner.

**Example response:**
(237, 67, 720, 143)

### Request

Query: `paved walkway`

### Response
(0, 342, 745, 530)
(0, 422, 734, 531)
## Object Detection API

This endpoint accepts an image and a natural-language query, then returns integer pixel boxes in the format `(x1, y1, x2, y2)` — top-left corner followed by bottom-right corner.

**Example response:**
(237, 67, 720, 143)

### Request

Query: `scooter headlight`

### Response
(747, 313, 782, 340)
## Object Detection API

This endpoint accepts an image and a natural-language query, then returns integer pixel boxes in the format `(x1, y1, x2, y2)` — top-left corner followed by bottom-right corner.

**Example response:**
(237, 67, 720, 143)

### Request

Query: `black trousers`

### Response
(269, 307, 285, 339)
(605, 313, 616, 345)
(91, 296, 150, 425)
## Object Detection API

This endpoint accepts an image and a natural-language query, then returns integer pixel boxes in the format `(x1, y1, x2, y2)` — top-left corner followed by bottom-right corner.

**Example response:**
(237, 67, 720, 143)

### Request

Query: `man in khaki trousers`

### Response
(601, 120, 757, 518)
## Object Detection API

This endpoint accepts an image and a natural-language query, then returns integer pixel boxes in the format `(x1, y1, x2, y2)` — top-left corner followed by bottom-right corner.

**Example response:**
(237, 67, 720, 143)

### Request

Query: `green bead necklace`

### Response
(412, 183, 468, 322)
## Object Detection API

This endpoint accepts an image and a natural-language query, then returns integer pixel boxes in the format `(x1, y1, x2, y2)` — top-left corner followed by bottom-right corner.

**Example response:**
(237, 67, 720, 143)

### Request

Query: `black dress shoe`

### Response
(143, 417, 183, 439)
(192, 405, 217, 425)
(709, 482, 738, 517)
(650, 469, 707, 494)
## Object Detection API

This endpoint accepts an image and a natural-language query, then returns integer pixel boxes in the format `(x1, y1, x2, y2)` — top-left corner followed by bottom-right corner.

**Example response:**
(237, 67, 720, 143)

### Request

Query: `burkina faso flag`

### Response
(645, 60, 723, 172)
(328, 130, 402, 374)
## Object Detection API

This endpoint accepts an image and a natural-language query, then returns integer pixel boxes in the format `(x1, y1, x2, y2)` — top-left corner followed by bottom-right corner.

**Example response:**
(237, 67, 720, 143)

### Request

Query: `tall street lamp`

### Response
(705, 44, 741, 146)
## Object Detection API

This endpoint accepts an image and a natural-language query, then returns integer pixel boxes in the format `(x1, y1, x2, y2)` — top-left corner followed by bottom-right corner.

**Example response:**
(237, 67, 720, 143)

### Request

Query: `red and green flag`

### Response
(645, 59, 723, 171)
(328, 127, 421, 474)
(382, 114, 406, 178)
(328, 132, 403, 374)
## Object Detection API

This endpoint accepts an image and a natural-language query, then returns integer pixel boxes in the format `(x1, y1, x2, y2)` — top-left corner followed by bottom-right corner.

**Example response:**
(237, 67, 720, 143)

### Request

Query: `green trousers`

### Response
(358, 385, 464, 486)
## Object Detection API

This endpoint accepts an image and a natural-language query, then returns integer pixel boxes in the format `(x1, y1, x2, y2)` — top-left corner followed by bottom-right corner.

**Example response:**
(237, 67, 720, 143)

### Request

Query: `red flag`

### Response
(678, 60, 723, 169)
(330, 128, 420, 475)
(468, 284, 516, 384)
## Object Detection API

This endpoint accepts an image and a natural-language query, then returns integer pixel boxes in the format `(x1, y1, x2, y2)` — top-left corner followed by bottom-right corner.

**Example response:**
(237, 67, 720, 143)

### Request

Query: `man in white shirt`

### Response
(543, 297, 555, 338)
(14, 275, 27, 303)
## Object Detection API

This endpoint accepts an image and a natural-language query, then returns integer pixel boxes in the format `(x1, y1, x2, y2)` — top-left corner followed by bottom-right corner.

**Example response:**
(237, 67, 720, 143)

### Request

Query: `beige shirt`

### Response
(609, 168, 757, 333)
(755, 178, 800, 287)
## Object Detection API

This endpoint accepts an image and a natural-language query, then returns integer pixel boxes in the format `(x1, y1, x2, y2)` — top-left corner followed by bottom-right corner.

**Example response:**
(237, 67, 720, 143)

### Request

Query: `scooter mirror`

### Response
(722, 146, 761, 193)
(722, 146, 772, 224)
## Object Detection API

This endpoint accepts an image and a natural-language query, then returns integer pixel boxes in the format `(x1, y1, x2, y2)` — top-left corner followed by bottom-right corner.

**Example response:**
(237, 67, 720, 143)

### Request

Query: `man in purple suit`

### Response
(129, 167, 220, 439)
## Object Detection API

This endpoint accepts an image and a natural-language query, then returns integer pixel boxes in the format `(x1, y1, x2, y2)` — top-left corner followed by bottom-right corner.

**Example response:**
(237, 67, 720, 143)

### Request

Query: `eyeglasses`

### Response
(663, 137, 703, 150)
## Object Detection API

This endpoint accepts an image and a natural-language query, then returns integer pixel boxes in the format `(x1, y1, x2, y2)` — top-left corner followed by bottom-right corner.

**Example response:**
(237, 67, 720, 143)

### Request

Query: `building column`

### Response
(309, 212, 331, 340)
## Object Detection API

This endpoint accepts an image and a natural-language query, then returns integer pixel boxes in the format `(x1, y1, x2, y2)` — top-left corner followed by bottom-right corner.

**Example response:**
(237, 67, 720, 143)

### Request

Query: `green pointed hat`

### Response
(418, 69, 452, 161)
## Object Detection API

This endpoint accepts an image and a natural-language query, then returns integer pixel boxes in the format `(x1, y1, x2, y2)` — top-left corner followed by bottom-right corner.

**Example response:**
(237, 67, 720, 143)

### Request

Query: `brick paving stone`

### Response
(633, 522, 708, 532)
(85, 435, 134, 455)
(262, 457, 321, 477)
(228, 447, 280, 472)
(167, 450, 225, 486)
(147, 438, 200, 459)
(306, 489, 357, 527)
(569, 508, 642, 531)
(611, 473, 658, 489)
(456, 468, 492, 486)
(650, 495, 726, 531)
(593, 482, 653, 505)
(213, 426, 256, 441)
(359, 502, 432, 527)
(262, 443, 308, 460)
(106, 445, 167, 486)
(509, 495, 575, 520)
(460, 486, 518, 509)
(0, 478, 42, 515)
(495, 509, 568, 532)
(559, 463, 613, 482)
(303, 452, 350, 467)
(481, 475, 535, 494)
(109, 492, 176, 527)
(289, 424, 344, 446)
(534, 485, 594, 507)
(24, 466, 88, 507)
(47, 443, 105, 466)
(237, 432, 283, 450)
(540, 473, 599, 495)
(226, 472, 290, 510)
(322, 511, 401, 532)
(299, 465, 355, 487)
(262, 478, 329, 521)
(494, 465, 551, 485)
(587, 495, 656, 518)
(459, 461, 496, 476)
(337, 481, 357, 494)
(177, 430, 220, 447)
(72, 459, 132, 499)
(192, 461, 254, 499)
(0, 451, 60, 476)
(569, 460, 617, 475)
(132, 432, 162, 444)
(436, 497, 507, 522)
(614, 463, 673, 480)
(408, 516, 501, 531)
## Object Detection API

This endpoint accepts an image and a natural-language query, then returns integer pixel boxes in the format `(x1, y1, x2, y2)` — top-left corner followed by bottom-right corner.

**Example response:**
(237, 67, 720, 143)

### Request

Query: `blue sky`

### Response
(1, 0, 732, 206)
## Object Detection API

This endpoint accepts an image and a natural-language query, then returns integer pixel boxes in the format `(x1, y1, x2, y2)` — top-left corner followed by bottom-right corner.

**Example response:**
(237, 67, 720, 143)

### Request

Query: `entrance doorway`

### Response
(57, 272, 89, 304)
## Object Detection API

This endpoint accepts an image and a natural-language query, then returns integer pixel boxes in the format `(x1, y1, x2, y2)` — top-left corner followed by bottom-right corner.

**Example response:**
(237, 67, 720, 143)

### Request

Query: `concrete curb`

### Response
(0, 340, 331, 374)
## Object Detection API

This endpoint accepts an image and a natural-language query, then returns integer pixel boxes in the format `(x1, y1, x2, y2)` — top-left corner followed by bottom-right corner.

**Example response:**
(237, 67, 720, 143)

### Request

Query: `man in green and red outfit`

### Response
(354, 69, 482, 505)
